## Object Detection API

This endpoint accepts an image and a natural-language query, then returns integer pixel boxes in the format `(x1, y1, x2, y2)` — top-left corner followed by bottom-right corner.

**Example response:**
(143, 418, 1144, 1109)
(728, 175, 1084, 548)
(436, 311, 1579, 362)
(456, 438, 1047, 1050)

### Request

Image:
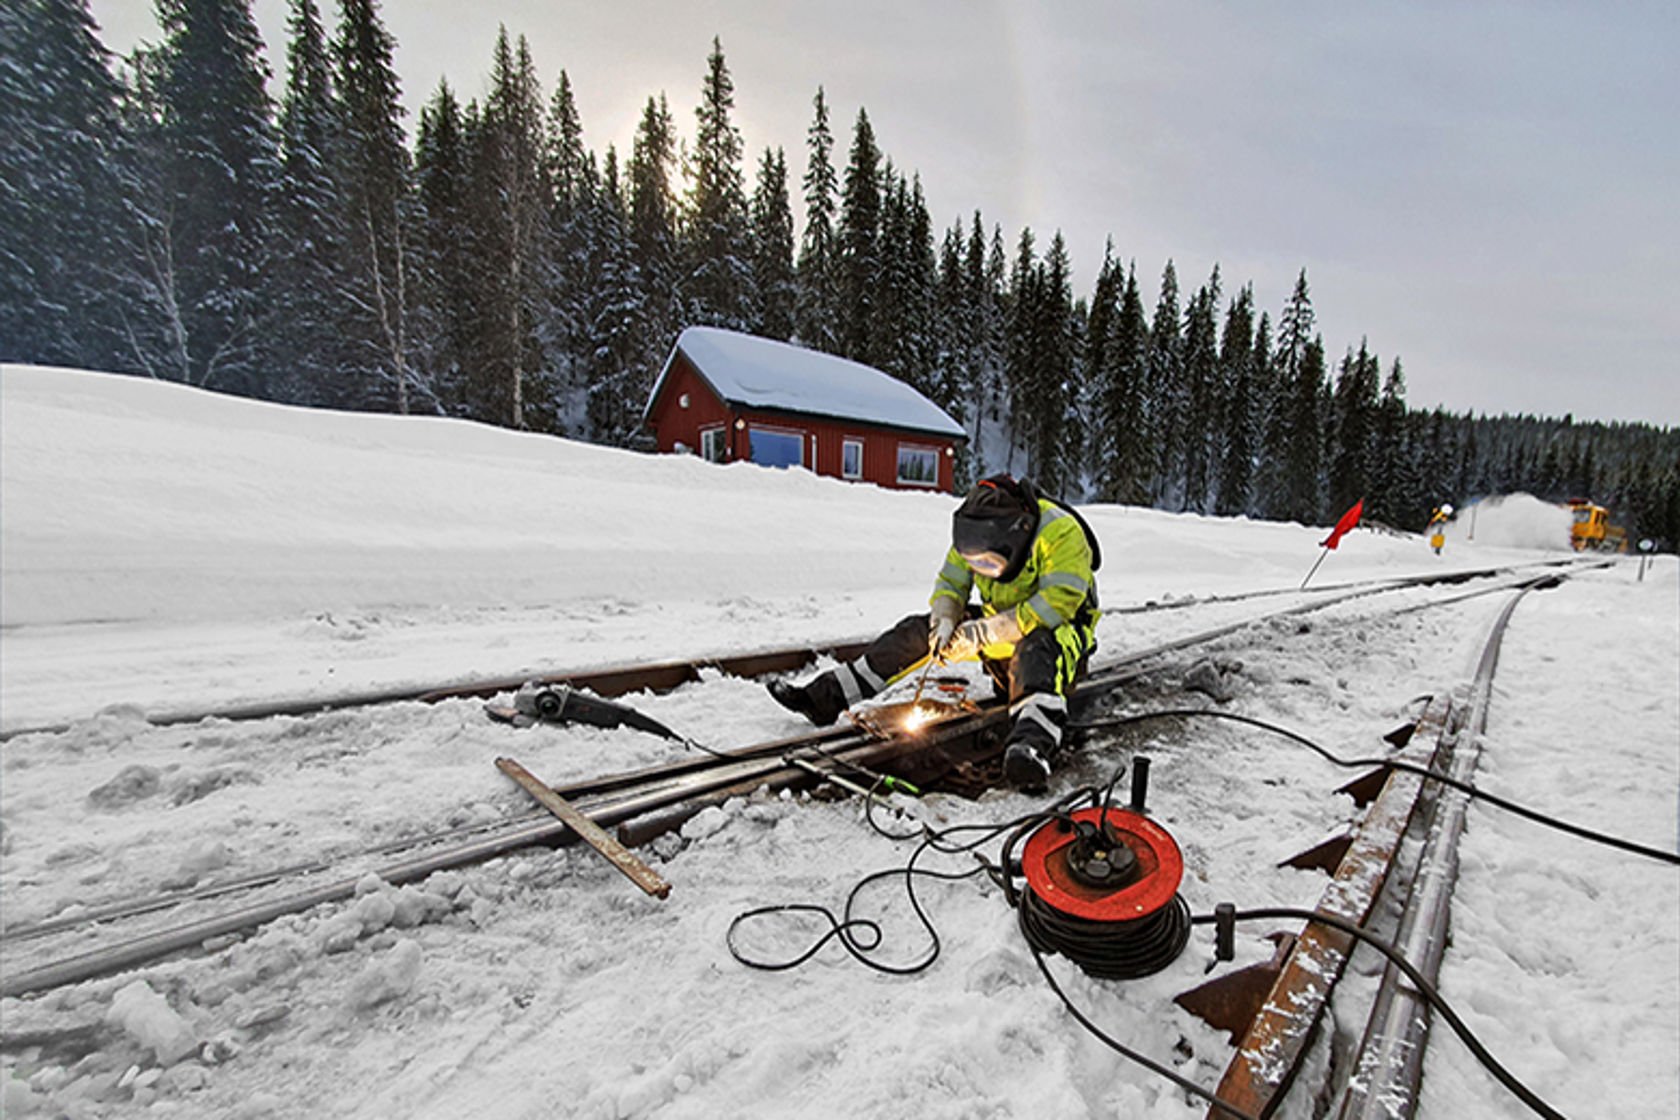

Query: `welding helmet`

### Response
(953, 475, 1040, 580)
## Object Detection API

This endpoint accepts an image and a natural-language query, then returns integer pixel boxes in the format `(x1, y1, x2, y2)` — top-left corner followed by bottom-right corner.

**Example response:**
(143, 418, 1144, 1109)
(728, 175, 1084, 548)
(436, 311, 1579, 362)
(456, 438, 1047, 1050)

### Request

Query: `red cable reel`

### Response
(1017, 799, 1192, 979)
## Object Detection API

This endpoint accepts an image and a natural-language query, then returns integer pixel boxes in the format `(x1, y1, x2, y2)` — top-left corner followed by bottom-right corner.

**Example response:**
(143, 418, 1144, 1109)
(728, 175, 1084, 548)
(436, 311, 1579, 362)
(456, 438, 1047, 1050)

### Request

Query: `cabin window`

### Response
(700, 427, 727, 463)
(896, 444, 940, 486)
(748, 427, 804, 469)
(842, 439, 864, 479)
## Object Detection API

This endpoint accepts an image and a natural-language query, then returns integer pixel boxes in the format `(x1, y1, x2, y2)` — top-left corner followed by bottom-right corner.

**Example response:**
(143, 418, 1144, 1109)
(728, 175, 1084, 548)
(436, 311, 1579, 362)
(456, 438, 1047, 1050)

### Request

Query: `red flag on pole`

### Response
(1320, 499, 1364, 550)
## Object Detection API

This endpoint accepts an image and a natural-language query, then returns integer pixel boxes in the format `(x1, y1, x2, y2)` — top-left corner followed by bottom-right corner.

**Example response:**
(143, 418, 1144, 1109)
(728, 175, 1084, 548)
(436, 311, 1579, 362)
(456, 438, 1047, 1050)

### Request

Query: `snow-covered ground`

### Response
(2, 365, 1675, 1118)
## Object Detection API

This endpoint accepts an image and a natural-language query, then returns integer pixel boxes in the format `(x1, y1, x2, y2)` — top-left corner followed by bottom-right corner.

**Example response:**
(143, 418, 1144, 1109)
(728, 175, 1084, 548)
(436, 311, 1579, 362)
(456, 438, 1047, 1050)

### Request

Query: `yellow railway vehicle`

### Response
(1566, 498, 1628, 552)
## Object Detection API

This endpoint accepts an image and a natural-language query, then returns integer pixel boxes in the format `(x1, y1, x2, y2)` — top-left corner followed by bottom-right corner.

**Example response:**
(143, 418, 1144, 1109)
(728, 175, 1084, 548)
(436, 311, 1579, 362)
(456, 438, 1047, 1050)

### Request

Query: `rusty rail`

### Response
(1331, 578, 1543, 1118)
(1178, 574, 1562, 1118)
(1177, 693, 1454, 1115)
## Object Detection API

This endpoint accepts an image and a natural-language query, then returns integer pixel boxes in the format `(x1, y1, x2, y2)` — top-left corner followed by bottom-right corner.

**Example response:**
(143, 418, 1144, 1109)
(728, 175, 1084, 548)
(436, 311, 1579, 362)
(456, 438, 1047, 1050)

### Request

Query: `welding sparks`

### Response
(903, 705, 934, 732)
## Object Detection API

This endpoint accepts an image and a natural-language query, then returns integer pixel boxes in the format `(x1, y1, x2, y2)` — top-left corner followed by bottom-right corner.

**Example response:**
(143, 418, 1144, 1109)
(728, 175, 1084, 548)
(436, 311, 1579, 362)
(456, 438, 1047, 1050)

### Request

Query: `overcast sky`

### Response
(88, 1, 1677, 428)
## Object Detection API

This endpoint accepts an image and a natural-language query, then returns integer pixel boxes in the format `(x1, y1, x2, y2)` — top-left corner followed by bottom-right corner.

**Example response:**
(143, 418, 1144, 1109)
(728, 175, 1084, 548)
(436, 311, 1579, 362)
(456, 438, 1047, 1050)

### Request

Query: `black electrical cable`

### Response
(1198, 906, 1568, 1120)
(1072, 709, 1680, 867)
(730, 745, 1586, 1120)
(727, 805, 1057, 974)
(727, 771, 1263, 1114)
(1017, 889, 1191, 980)
(1022, 931, 1261, 1120)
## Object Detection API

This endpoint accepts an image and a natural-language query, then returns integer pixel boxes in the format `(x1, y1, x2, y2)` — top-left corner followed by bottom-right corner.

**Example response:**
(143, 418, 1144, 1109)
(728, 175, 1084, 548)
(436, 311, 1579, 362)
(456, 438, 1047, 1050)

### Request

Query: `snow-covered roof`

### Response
(645, 326, 966, 440)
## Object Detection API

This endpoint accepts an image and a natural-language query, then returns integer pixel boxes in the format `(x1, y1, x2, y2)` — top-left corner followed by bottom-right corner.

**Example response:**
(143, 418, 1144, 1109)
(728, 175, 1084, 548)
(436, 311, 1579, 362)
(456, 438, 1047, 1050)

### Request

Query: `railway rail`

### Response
(0, 558, 1581, 742)
(1, 561, 1591, 1006)
(1172, 572, 1553, 1117)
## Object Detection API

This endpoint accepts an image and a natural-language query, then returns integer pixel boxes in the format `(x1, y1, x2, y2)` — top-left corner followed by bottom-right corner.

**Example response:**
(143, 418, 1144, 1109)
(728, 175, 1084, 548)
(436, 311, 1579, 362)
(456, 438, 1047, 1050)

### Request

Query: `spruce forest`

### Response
(5, 0, 1677, 546)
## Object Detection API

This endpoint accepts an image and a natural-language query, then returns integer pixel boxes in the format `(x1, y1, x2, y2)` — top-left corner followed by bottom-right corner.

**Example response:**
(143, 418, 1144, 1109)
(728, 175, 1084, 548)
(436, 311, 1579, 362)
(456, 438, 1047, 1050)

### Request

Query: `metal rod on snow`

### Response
(496, 757, 671, 899)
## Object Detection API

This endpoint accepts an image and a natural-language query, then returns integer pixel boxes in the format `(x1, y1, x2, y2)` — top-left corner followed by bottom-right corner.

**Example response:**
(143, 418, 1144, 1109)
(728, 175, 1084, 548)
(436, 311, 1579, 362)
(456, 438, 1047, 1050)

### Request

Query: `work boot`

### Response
(768, 654, 885, 727)
(769, 678, 840, 732)
(1003, 740, 1053, 790)
(1002, 691, 1068, 791)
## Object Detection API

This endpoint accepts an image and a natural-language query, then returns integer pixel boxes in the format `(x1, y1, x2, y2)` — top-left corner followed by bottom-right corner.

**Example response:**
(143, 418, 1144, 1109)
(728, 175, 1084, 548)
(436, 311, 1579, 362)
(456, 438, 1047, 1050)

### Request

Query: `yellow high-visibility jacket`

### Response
(930, 499, 1099, 655)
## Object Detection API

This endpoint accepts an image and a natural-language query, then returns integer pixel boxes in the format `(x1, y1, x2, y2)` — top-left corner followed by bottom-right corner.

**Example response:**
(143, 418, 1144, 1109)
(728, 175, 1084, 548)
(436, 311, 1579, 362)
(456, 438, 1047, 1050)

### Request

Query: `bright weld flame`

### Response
(903, 705, 934, 732)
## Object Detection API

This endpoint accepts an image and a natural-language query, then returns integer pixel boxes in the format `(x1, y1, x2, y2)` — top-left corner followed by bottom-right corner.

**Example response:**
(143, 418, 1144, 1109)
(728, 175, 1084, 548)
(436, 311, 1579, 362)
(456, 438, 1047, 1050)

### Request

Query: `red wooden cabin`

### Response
(642, 327, 966, 492)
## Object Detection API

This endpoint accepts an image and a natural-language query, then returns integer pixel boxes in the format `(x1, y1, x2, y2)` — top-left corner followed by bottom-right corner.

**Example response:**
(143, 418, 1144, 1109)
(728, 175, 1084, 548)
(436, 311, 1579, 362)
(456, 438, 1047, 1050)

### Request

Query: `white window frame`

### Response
(895, 443, 941, 487)
(841, 438, 864, 480)
(747, 425, 805, 469)
(699, 426, 727, 463)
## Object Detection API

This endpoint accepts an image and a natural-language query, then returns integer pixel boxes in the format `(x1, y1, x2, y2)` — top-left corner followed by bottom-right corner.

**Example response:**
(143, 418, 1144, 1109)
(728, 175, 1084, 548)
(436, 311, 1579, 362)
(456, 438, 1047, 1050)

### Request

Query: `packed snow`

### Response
(1, 365, 1675, 1119)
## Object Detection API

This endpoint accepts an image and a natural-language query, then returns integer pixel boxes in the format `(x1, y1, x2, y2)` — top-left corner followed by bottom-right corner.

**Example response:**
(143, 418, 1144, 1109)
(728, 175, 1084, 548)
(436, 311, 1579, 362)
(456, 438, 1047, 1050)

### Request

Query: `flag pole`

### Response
(1306, 499, 1365, 589)
(1300, 548, 1330, 589)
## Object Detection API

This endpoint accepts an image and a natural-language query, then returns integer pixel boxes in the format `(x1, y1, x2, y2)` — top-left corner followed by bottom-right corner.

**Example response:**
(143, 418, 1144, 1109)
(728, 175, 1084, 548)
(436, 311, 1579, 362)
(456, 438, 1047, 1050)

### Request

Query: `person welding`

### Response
(768, 474, 1101, 789)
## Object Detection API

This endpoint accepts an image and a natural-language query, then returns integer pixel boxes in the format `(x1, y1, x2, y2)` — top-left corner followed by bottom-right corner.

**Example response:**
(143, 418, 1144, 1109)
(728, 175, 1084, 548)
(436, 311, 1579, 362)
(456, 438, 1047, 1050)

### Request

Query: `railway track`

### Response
(1167, 572, 1554, 1117)
(0, 561, 1591, 1004)
(0, 558, 1581, 743)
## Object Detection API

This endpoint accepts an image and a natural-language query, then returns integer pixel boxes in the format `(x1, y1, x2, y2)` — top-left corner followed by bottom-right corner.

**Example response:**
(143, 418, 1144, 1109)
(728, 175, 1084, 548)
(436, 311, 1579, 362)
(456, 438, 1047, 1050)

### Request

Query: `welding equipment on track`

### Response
(1003, 759, 1192, 979)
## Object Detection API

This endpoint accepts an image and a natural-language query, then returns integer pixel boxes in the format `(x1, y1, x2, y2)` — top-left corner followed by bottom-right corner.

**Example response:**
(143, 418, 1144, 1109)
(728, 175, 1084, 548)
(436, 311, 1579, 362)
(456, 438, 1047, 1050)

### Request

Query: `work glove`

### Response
(928, 597, 964, 657)
(940, 610, 1023, 663)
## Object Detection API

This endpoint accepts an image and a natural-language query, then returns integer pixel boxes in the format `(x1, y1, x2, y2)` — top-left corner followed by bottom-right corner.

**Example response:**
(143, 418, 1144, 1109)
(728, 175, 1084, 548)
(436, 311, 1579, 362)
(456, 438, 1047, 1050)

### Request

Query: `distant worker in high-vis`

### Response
(1428, 504, 1453, 554)
(768, 474, 1101, 790)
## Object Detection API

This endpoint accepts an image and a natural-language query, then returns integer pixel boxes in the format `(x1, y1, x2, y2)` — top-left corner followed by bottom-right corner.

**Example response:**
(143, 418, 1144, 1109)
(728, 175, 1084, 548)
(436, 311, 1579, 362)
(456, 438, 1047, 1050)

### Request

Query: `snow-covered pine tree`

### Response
(933, 221, 973, 486)
(794, 87, 839, 354)
(1037, 231, 1078, 498)
(1180, 266, 1221, 513)
(1066, 292, 1093, 500)
(412, 79, 476, 415)
(143, 0, 280, 394)
(0, 0, 127, 370)
(332, 0, 417, 412)
(272, 0, 343, 406)
(470, 29, 550, 428)
(539, 69, 594, 433)
(1457, 422, 1482, 501)
(961, 214, 1009, 475)
(1215, 284, 1257, 516)
(584, 147, 649, 446)
(1262, 269, 1318, 521)
(1287, 335, 1329, 522)
(626, 93, 680, 406)
(1107, 263, 1152, 506)
(906, 177, 938, 396)
(1146, 260, 1183, 507)
(1002, 227, 1038, 475)
(684, 38, 752, 332)
(1366, 357, 1408, 526)
(749, 147, 796, 341)
(837, 108, 882, 367)
(1086, 245, 1124, 502)
(1328, 338, 1381, 519)
(874, 169, 936, 400)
